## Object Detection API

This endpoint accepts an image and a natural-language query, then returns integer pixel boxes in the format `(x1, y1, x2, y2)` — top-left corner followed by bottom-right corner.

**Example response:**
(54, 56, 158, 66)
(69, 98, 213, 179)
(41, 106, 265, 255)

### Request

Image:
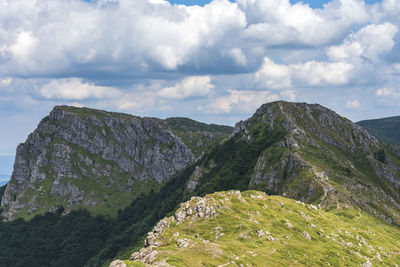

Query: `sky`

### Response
(0, 0, 399, 177)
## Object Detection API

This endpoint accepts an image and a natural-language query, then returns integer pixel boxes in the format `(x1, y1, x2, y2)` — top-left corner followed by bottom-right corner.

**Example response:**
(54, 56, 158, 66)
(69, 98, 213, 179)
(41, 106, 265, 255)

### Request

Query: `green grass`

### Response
(127, 190, 400, 266)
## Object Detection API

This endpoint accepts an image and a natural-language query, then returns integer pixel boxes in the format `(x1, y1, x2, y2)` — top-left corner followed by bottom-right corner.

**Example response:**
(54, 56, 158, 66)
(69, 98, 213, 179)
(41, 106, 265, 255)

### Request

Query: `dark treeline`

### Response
(0, 124, 285, 267)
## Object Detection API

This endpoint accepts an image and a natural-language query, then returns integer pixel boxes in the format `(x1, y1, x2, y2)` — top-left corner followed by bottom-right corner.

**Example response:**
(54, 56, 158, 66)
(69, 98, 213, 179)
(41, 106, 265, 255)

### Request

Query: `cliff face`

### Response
(1, 106, 232, 220)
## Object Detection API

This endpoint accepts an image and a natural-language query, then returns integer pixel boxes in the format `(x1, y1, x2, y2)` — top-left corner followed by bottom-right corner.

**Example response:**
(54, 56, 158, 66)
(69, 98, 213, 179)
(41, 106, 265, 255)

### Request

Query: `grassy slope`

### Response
(126, 190, 400, 267)
(357, 116, 400, 146)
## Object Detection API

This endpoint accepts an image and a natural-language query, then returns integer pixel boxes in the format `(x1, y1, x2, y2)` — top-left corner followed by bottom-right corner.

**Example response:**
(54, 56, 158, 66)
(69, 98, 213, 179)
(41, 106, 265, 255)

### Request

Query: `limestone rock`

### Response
(1, 106, 231, 220)
(109, 260, 127, 267)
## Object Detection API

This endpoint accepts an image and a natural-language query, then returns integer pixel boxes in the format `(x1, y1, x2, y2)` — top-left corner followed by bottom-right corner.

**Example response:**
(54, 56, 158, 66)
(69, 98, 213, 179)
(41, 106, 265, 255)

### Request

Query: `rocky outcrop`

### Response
(242, 102, 400, 224)
(128, 191, 228, 265)
(1, 106, 231, 220)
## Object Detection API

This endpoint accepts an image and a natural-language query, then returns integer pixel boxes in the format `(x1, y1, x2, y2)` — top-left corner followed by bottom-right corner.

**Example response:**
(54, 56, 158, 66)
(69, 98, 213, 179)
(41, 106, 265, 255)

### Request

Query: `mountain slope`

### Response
(92, 101, 400, 266)
(117, 190, 400, 266)
(1, 106, 231, 220)
(1, 101, 399, 267)
(182, 101, 400, 224)
(357, 116, 400, 146)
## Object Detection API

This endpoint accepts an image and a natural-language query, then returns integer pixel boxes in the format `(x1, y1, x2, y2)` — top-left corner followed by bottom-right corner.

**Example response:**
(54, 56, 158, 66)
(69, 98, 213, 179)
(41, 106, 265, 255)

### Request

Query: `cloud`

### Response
(9, 31, 38, 61)
(292, 61, 354, 86)
(201, 89, 295, 114)
(253, 57, 353, 89)
(346, 99, 361, 109)
(327, 23, 397, 63)
(0, 77, 12, 86)
(254, 57, 292, 89)
(238, 0, 369, 46)
(158, 76, 214, 99)
(0, 0, 388, 81)
(40, 78, 121, 100)
(376, 87, 400, 98)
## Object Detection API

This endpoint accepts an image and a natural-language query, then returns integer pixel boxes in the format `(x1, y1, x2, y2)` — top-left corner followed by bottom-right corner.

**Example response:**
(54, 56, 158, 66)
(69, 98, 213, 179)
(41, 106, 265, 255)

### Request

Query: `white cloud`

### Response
(201, 89, 280, 114)
(158, 76, 214, 99)
(0, 77, 12, 86)
(10, 31, 38, 61)
(346, 99, 361, 109)
(376, 87, 400, 98)
(40, 78, 121, 100)
(292, 61, 353, 86)
(254, 57, 353, 88)
(254, 57, 292, 89)
(327, 23, 397, 63)
(227, 47, 247, 66)
(238, 0, 369, 46)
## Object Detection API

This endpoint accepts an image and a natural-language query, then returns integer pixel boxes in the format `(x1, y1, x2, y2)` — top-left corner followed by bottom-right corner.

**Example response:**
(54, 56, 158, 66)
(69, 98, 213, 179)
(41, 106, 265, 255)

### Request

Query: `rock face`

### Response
(129, 191, 225, 265)
(1, 106, 232, 220)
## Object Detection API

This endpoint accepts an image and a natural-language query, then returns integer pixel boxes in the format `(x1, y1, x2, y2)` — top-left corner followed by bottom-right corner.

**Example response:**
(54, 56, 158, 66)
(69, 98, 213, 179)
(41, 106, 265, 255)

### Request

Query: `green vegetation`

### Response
(357, 116, 400, 145)
(0, 208, 113, 267)
(127, 191, 400, 266)
(1, 102, 399, 266)
(165, 117, 233, 134)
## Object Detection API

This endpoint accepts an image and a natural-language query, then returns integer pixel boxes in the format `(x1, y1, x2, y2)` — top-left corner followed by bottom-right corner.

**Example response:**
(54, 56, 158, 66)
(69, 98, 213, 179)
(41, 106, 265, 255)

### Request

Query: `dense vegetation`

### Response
(165, 117, 233, 134)
(0, 208, 113, 267)
(0, 123, 284, 267)
(357, 116, 400, 145)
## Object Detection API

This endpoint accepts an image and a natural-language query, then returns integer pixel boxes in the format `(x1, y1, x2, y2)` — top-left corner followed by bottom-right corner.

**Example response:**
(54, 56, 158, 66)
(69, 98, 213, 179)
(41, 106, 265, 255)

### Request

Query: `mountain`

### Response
(114, 190, 400, 266)
(1, 101, 399, 267)
(177, 101, 400, 224)
(357, 116, 400, 146)
(1, 106, 232, 220)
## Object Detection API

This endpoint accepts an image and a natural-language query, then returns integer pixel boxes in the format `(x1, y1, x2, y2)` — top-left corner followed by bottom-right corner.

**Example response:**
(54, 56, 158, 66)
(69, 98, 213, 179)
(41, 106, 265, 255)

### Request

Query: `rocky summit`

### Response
(1, 106, 231, 220)
(182, 101, 400, 225)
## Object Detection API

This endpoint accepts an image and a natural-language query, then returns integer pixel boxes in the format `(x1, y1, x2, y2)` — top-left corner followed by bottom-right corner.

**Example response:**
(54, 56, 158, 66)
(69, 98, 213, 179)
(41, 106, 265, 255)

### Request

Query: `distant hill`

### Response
(357, 116, 400, 146)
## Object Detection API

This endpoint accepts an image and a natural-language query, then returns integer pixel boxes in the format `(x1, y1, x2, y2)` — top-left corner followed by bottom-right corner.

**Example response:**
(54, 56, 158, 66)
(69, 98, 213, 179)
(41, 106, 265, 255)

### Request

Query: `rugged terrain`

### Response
(1, 101, 399, 267)
(179, 101, 400, 225)
(113, 190, 400, 266)
(357, 116, 400, 146)
(1, 106, 231, 220)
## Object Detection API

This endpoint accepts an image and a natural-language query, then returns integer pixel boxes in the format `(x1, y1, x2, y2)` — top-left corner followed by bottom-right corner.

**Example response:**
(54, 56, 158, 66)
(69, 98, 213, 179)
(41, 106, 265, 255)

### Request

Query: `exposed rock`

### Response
(303, 231, 311, 240)
(109, 260, 127, 267)
(1, 106, 231, 220)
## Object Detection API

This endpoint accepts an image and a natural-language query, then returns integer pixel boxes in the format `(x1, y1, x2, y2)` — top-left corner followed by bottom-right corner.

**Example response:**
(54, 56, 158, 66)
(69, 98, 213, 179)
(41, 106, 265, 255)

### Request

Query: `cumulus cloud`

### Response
(327, 23, 397, 63)
(0, 77, 12, 87)
(346, 99, 361, 109)
(0, 0, 392, 80)
(201, 89, 296, 114)
(40, 78, 121, 100)
(253, 57, 353, 88)
(376, 87, 400, 98)
(254, 57, 292, 89)
(158, 76, 214, 99)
